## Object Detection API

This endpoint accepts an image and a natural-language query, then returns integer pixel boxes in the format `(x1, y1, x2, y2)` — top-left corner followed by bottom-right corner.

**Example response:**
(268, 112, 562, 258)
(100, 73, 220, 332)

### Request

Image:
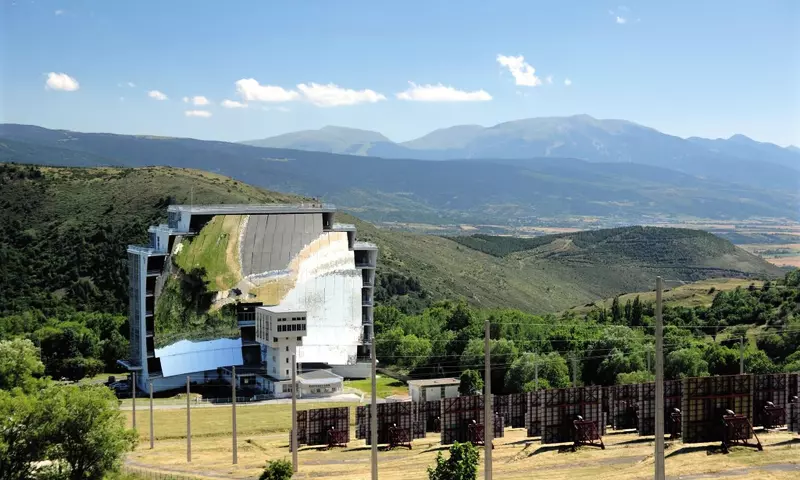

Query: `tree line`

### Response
(375, 271, 800, 394)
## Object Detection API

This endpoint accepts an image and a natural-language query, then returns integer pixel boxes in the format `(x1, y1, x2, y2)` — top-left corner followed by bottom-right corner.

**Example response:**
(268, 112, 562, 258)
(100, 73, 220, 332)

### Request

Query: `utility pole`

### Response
(232, 365, 238, 465)
(654, 277, 665, 480)
(571, 355, 578, 388)
(484, 320, 493, 480)
(646, 348, 651, 373)
(291, 354, 298, 473)
(370, 332, 378, 480)
(149, 381, 154, 449)
(186, 376, 192, 463)
(739, 337, 745, 375)
(534, 360, 539, 391)
(132, 371, 136, 429)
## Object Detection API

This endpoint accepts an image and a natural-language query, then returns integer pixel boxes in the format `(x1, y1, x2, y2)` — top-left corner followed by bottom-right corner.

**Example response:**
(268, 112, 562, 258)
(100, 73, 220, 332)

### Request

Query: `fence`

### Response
(540, 386, 604, 445)
(682, 375, 754, 444)
(608, 384, 638, 430)
(637, 380, 682, 437)
(752, 373, 789, 428)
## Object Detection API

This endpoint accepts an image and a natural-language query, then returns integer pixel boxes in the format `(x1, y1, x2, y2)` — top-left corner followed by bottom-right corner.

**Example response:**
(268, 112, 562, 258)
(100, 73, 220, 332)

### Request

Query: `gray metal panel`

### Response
(242, 214, 258, 275)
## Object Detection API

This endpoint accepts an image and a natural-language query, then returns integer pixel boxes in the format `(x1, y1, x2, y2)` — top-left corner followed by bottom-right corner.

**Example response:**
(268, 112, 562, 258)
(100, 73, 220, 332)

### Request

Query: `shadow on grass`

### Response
(504, 438, 535, 446)
(767, 438, 800, 447)
(665, 445, 726, 458)
(617, 437, 655, 445)
(526, 444, 574, 458)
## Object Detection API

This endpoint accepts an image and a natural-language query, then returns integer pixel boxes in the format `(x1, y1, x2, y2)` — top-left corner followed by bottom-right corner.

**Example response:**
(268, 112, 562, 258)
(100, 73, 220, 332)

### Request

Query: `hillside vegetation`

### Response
(0, 163, 782, 319)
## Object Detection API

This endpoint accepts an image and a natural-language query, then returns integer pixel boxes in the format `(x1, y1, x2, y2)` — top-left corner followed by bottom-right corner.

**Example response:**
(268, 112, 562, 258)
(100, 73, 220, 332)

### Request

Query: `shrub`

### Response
(428, 441, 479, 480)
(259, 459, 294, 480)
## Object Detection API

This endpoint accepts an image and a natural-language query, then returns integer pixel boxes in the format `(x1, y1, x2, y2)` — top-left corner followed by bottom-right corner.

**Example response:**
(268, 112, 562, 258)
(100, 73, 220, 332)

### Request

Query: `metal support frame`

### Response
(186, 376, 191, 463)
(292, 354, 298, 472)
(232, 365, 237, 465)
(484, 319, 493, 480)
(149, 381, 154, 449)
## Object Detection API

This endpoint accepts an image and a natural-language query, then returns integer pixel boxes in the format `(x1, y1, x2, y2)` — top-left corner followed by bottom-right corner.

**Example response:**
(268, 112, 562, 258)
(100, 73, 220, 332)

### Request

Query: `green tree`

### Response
(0, 389, 51, 480)
(427, 441, 479, 480)
(631, 296, 643, 326)
(611, 296, 622, 323)
(460, 338, 518, 393)
(616, 370, 654, 384)
(459, 369, 483, 396)
(665, 348, 708, 379)
(374, 305, 405, 336)
(45, 385, 137, 480)
(0, 338, 44, 392)
(259, 459, 294, 480)
(504, 352, 570, 393)
(396, 334, 432, 370)
(704, 343, 739, 376)
(744, 348, 778, 374)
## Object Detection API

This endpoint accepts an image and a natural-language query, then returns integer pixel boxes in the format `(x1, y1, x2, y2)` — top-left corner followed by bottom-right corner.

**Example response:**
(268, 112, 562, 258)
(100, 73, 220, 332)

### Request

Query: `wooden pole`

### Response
(232, 365, 238, 465)
(654, 277, 665, 480)
(132, 371, 137, 429)
(149, 381, 154, 449)
(370, 333, 378, 480)
(291, 354, 298, 472)
(186, 376, 191, 463)
(484, 319, 493, 480)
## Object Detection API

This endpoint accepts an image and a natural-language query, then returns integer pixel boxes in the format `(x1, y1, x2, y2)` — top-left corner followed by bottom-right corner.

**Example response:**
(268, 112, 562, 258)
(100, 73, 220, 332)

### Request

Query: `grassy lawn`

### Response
(77, 372, 122, 385)
(125, 401, 360, 441)
(344, 375, 407, 398)
(173, 214, 243, 291)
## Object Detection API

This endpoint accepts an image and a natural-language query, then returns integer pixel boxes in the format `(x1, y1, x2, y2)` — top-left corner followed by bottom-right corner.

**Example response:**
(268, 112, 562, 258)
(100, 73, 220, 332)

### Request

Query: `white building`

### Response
(408, 378, 461, 402)
(121, 204, 377, 394)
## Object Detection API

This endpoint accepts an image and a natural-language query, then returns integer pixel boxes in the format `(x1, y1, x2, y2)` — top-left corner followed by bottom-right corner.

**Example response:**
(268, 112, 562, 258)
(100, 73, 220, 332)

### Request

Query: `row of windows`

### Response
(277, 324, 305, 333)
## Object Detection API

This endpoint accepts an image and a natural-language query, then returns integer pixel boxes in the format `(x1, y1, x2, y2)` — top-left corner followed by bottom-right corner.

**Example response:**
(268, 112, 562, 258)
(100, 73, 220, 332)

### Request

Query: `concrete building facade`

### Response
(408, 378, 461, 403)
(122, 204, 377, 393)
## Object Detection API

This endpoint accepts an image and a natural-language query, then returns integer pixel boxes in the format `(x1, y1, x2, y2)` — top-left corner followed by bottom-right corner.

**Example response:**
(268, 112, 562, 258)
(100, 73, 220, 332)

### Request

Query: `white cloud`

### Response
(610, 6, 637, 24)
(45, 72, 79, 91)
(185, 110, 212, 118)
(183, 95, 210, 106)
(148, 90, 168, 100)
(496, 54, 542, 87)
(263, 106, 291, 112)
(127, 82, 135, 88)
(616, 16, 627, 24)
(55, 9, 64, 15)
(396, 82, 492, 102)
(546, 75, 554, 85)
(297, 82, 386, 107)
(564, 78, 573, 86)
(221, 99, 247, 108)
(235, 78, 299, 102)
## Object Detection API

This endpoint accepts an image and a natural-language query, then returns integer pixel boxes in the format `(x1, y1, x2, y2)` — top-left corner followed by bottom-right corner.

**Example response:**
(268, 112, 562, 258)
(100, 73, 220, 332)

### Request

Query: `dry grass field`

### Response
(124, 402, 799, 479)
(125, 422, 800, 480)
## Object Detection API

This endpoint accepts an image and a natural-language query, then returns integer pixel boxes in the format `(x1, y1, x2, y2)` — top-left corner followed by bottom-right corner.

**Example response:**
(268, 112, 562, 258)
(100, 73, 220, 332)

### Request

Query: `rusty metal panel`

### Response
(609, 384, 639, 430)
(359, 403, 422, 445)
(681, 375, 754, 444)
(509, 393, 527, 428)
(441, 396, 486, 444)
(752, 374, 789, 427)
(540, 386, 604, 445)
(494, 395, 511, 427)
(525, 391, 542, 437)
(304, 407, 349, 446)
(788, 401, 799, 433)
(637, 380, 682, 436)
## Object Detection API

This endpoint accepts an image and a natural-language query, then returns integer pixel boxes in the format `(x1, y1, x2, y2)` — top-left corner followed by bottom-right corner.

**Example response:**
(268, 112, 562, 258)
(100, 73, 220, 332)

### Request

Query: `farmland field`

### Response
(124, 409, 800, 480)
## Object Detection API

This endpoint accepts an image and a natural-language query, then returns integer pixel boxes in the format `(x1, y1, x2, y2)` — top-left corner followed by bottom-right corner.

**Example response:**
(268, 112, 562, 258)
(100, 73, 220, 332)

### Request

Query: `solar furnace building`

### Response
(121, 204, 377, 393)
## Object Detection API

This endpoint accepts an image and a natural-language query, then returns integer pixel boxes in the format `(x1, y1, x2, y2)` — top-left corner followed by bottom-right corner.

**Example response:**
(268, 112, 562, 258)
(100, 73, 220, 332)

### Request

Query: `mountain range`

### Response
(243, 115, 799, 190)
(1, 117, 798, 226)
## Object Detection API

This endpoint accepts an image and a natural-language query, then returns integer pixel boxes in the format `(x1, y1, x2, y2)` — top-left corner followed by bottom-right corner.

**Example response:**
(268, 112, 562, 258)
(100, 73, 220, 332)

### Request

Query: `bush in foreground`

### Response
(428, 441, 479, 480)
(259, 459, 294, 480)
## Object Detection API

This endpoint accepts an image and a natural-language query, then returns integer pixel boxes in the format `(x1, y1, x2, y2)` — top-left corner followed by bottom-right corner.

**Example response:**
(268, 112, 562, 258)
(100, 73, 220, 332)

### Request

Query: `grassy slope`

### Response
(348, 215, 783, 313)
(1, 163, 783, 315)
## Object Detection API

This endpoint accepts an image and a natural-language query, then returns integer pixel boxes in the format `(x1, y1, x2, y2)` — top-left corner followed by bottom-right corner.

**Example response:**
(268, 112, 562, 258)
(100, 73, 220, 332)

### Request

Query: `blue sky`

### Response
(2, 0, 798, 145)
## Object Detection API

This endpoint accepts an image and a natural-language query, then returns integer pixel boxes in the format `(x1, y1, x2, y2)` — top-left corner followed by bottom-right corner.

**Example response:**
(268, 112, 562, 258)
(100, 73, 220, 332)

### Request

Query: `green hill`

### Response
(0, 163, 783, 317)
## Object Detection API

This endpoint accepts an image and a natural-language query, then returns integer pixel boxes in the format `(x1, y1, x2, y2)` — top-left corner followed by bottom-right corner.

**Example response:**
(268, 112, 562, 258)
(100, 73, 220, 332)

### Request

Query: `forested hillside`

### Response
(0, 162, 787, 381)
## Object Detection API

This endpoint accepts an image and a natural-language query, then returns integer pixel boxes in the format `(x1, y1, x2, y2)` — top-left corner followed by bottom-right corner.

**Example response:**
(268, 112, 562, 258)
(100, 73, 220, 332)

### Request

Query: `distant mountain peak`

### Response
(728, 133, 755, 142)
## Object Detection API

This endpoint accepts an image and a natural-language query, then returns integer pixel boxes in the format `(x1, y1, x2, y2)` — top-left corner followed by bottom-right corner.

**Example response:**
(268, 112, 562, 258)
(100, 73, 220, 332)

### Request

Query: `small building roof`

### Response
(407, 378, 460, 387)
(353, 241, 378, 251)
(256, 305, 307, 315)
(298, 369, 343, 386)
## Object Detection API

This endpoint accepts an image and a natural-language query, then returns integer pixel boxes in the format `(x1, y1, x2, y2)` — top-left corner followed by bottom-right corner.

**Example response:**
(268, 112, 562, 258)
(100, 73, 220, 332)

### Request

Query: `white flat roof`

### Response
(256, 305, 307, 315)
(407, 378, 460, 387)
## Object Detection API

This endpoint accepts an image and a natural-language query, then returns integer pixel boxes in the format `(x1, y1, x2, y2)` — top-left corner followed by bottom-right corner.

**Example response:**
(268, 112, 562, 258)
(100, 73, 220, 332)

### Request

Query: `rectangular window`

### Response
(440, 386, 446, 398)
(285, 346, 289, 352)
(285, 358, 288, 364)
(273, 337, 278, 343)
(285, 370, 289, 376)
(297, 337, 302, 341)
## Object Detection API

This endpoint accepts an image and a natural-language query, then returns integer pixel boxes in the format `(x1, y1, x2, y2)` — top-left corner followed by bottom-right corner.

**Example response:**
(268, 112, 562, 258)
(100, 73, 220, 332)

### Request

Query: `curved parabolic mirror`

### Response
(154, 213, 362, 377)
